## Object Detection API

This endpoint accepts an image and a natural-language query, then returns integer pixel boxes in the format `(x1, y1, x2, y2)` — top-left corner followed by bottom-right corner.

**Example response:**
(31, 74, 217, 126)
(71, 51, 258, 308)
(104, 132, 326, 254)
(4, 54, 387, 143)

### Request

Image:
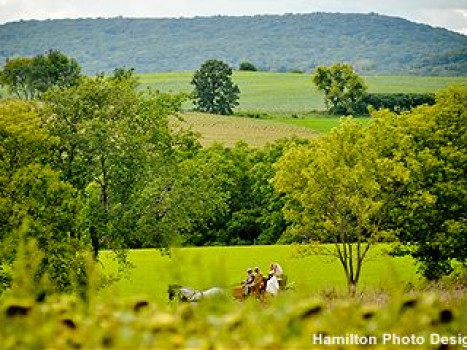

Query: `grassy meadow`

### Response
(100, 245, 419, 303)
(140, 71, 467, 113)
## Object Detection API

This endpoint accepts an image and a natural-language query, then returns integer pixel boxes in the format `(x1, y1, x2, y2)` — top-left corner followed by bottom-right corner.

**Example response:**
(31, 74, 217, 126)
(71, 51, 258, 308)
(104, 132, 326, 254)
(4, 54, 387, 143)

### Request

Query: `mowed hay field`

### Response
(140, 71, 467, 112)
(175, 112, 318, 147)
(100, 245, 419, 303)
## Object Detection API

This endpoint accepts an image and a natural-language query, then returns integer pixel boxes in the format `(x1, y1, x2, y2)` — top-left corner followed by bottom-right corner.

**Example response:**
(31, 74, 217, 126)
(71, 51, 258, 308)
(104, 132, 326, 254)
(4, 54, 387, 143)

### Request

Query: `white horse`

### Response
(168, 285, 225, 302)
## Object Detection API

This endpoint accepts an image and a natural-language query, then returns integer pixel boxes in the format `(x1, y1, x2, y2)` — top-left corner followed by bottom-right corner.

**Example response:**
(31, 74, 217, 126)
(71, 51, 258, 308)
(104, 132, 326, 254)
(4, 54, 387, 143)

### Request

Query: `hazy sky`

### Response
(1, 0, 466, 34)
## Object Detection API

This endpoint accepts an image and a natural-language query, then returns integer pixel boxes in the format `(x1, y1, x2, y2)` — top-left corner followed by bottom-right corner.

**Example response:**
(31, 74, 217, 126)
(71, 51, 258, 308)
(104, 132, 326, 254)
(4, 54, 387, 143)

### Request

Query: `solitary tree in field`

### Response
(274, 118, 408, 292)
(312, 63, 367, 115)
(191, 59, 240, 115)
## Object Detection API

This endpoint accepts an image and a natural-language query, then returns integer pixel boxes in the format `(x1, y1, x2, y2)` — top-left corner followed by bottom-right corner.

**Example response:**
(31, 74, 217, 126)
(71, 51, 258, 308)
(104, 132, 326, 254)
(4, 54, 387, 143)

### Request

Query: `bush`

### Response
(0, 265, 12, 294)
(239, 61, 257, 71)
(364, 93, 435, 113)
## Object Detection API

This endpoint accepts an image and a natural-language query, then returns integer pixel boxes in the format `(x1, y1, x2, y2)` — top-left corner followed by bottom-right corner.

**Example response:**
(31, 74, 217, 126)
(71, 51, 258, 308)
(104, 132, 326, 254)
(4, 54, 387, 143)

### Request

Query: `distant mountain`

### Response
(412, 48, 467, 75)
(0, 13, 466, 75)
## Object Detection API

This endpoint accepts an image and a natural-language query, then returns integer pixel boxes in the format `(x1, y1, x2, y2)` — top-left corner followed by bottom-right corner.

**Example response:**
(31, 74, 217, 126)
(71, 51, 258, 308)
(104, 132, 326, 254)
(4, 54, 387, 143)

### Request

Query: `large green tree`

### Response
(312, 63, 367, 115)
(0, 50, 81, 99)
(0, 99, 86, 295)
(380, 85, 467, 279)
(191, 59, 240, 115)
(0, 58, 33, 99)
(274, 118, 408, 291)
(41, 71, 199, 256)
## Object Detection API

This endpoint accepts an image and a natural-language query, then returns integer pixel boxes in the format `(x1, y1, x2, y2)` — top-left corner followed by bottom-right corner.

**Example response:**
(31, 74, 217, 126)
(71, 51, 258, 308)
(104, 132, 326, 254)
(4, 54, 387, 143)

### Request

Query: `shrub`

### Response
(364, 93, 435, 113)
(239, 61, 258, 71)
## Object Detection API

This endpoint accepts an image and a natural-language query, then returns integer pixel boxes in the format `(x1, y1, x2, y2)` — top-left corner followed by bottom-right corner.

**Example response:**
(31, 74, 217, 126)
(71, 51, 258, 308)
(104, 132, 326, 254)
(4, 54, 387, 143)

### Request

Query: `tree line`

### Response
(0, 52, 465, 295)
(313, 63, 436, 116)
(0, 55, 439, 117)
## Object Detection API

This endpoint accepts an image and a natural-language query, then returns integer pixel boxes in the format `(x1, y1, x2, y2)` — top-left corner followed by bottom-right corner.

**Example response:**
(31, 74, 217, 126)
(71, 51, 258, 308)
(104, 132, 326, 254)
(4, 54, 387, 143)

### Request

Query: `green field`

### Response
(149, 71, 464, 143)
(140, 71, 467, 113)
(269, 113, 371, 133)
(2, 72, 463, 143)
(100, 245, 419, 303)
(2, 72, 465, 115)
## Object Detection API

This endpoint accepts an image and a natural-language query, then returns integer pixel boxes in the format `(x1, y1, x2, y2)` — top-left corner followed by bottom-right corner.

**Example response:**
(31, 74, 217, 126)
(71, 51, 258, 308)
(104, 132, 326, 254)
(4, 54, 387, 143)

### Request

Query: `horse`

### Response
(168, 284, 225, 302)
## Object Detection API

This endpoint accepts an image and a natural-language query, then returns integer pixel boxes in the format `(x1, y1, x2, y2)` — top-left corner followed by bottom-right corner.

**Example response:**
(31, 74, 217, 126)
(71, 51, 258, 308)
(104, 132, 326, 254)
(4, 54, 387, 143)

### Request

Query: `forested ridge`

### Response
(1, 13, 466, 75)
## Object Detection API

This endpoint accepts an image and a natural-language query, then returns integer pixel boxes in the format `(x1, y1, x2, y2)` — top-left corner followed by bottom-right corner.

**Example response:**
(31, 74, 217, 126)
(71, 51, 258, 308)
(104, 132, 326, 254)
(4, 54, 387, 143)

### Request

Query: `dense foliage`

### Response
(191, 60, 240, 115)
(238, 61, 257, 71)
(380, 86, 467, 279)
(313, 64, 439, 116)
(41, 72, 200, 255)
(414, 48, 467, 76)
(0, 99, 86, 294)
(0, 50, 81, 99)
(274, 118, 409, 290)
(1, 13, 465, 75)
(312, 63, 368, 115)
(274, 86, 467, 282)
(186, 140, 309, 246)
(364, 93, 436, 113)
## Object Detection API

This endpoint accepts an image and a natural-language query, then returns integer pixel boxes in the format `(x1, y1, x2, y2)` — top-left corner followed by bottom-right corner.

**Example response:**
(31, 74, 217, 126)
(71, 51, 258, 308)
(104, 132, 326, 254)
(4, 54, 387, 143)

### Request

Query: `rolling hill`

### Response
(0, 13, 466, 75)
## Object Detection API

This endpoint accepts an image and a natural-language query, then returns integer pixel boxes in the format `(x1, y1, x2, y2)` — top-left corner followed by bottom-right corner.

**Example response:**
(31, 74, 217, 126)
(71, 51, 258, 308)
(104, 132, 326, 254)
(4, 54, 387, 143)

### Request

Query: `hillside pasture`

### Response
(100, 245, 419, 303)
(140, 71, 467, 113)
(163, 72, 462, 144)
